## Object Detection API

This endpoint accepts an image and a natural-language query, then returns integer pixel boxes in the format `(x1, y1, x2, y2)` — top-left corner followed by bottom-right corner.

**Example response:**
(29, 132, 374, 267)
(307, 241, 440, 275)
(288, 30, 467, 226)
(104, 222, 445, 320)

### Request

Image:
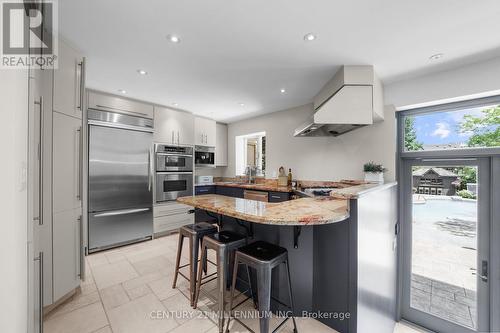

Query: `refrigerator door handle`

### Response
(94, 208, 150, 218)
(148, 148, 152, 192)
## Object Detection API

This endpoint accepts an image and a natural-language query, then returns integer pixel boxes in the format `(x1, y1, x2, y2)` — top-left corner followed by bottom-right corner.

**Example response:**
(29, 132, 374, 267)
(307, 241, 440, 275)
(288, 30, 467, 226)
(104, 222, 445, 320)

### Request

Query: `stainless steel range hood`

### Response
(294, 66, 384, 137)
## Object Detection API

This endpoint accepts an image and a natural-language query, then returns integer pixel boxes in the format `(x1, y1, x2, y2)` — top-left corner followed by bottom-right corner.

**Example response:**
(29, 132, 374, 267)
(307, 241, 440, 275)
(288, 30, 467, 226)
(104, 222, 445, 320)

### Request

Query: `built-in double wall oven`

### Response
(155, 144, 193, 203)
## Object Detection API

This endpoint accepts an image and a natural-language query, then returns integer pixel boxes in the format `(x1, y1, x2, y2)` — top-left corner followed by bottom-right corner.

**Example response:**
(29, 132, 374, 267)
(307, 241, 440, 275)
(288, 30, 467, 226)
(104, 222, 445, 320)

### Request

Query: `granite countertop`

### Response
(177, 194, 349, 225)
(195, 182, 294, 193)
(329, 182, 398, 199)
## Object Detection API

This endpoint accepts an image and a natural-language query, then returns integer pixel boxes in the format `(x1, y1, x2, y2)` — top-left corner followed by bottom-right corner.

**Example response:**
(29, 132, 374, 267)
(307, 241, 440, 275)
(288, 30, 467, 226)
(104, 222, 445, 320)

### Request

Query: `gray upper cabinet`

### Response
(53, 41, 84, 119)
(216, 123, 228, 166)
(195, 116, 216, 146)
(154, 106, 194, 145)
(88, 90, 154, 119)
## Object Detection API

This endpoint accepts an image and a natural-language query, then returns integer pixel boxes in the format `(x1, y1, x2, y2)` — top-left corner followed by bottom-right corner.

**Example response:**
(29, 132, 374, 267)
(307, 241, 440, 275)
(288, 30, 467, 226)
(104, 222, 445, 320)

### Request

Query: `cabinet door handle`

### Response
(76, 127, 82, 201)
(34, 251, 44, 333)
(77, 216, 83, 278)
(172, 131, 174, 144)
(34, 96, 44, 225)
(76, 60, 85, 111)
(177, 131, 180, 145)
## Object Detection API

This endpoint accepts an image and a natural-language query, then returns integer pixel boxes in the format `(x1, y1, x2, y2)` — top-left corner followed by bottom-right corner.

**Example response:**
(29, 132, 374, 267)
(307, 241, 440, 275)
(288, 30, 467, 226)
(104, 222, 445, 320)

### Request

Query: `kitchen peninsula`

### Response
(178, 182, 398, 333)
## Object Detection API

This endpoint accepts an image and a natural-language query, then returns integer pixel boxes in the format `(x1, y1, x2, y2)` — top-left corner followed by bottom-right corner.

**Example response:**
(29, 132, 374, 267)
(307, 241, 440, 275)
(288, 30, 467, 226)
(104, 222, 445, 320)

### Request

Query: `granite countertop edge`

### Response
(177, 195, 350, 226)
(329, 182, 398, 199)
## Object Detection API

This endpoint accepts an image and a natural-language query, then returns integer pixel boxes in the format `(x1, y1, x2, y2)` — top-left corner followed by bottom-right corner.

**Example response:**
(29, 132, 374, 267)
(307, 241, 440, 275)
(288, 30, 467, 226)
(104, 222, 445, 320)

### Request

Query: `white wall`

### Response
(0, 70, 29, 332)
(224, 56, 500, 183)
(225, 104, 396, 181)
(385, 56, 500, 110)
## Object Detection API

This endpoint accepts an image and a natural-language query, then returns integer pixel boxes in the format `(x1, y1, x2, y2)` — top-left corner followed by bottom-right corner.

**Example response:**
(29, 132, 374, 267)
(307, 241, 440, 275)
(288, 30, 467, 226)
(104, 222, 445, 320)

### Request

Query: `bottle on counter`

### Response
(287, 168, 292, 186)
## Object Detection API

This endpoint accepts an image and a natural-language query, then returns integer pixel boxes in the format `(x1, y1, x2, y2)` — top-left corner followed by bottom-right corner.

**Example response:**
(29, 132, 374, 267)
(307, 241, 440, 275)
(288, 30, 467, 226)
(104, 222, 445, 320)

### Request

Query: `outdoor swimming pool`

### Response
(413, 197, 477, 224)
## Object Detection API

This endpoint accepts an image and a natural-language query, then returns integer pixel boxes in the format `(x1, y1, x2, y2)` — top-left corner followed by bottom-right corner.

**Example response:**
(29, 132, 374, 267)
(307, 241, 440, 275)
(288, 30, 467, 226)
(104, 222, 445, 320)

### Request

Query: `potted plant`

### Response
(363, 162, 386, 183)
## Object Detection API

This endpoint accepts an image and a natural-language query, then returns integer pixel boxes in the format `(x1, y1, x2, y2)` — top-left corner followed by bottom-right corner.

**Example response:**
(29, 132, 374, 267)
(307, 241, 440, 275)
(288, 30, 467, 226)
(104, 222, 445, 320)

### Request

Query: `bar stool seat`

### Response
(172, 222, 218, 307)
(226, 241, 298, 333)
(237, 241, 287, 262)
(194, 231, 248, 332)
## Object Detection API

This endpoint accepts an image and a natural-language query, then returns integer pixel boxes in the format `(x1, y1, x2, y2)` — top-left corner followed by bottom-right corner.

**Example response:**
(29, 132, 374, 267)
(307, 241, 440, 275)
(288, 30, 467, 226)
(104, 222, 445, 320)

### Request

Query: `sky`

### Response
(412, 106, 491, 146)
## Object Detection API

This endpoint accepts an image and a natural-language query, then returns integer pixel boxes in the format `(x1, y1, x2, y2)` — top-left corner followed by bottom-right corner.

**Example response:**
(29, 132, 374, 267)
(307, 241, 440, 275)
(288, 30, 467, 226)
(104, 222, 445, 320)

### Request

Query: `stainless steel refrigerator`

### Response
(88, 110, 153, 253)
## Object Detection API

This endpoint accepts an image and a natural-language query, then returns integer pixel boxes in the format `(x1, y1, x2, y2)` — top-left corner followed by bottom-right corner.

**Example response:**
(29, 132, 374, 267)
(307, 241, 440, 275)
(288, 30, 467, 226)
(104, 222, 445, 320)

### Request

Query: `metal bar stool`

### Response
(172, 222, 218, 307)
(194, 230, 248, 332)
(226, 241, 298, 333)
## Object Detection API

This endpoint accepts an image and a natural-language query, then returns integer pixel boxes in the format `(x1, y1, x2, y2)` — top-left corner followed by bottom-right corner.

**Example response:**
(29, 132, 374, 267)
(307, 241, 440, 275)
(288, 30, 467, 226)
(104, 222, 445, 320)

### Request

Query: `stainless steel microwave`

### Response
(155, 144, 193, 172)
(195, 146, 215, 168)
(155, 172, 193, 202)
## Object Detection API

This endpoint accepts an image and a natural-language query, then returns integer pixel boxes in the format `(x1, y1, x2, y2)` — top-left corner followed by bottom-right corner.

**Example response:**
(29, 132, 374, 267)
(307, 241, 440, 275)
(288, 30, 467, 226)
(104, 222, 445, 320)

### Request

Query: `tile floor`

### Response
(44, 234, 427, 333)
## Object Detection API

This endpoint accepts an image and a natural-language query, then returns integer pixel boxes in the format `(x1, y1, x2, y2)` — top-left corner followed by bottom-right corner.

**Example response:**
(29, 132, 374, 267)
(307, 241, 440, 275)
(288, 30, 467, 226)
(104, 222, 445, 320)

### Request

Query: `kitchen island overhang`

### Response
(177, 182, 398, 333)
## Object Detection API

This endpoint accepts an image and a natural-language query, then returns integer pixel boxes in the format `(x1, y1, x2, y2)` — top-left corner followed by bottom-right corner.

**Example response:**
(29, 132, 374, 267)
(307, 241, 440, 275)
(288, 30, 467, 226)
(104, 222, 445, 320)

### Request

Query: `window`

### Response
(403, 102, 499, 151)
(235, 132, 266, 176)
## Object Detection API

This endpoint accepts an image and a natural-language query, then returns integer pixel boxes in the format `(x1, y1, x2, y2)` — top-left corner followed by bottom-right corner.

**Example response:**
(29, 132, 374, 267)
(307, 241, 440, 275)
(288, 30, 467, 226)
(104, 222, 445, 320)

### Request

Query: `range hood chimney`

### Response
(294, 65, 384, 137)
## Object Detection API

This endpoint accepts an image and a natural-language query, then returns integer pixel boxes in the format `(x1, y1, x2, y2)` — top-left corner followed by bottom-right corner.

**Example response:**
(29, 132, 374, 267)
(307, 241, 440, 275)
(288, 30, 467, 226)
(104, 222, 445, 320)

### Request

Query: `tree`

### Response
(404, 116, 423, 151)
(455, 166, 477, 190)
(460, 106, 500, 147)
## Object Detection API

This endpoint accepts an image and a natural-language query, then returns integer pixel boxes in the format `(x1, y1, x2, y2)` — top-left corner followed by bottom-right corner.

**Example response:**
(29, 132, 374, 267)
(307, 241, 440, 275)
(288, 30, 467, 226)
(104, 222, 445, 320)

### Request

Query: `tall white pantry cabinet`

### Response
(35, 39, 86, 315)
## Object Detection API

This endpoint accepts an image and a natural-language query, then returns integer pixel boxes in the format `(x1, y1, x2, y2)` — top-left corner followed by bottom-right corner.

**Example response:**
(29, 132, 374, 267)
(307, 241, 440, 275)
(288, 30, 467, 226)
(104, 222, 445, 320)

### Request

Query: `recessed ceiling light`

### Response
(173, 103, 178, 107)
(239, 103, 245, 107)
(137, 69, 148, 75)
(280, 88, 286, 94)
(167, 34, 181, 43)
(303, 33, 316, 41)
(118, 89, 126, 94)
(429, 53, 444, 60)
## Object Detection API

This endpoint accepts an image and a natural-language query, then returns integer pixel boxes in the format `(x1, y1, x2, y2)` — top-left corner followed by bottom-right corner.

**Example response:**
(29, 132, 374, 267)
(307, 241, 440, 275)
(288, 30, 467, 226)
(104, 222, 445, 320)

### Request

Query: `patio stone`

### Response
(410, 287, 431, 313)
(432, 279, 465, 296)
(430, 294, 470, 319)
(455, 293, 476, 308)
(410, 274, 477, 329)
(411, 280, 431, 293)
(431, 285, 455, 301)
(429, 305, 473, 328)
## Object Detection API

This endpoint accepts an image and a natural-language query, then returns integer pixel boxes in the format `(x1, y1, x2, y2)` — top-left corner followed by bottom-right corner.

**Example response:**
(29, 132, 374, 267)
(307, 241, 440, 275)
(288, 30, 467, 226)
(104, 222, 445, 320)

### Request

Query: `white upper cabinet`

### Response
(88, 91, 154, 119)
(53, 41, 84, 119)
(154, 106, 194, 145)
(195, 117, 216, 147)
(216, 123, 228, 166)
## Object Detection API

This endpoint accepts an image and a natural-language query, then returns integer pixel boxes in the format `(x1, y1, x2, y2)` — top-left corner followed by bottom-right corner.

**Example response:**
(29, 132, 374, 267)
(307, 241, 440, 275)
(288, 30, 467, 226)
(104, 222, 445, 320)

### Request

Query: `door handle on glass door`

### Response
(480, 260, 488, 282)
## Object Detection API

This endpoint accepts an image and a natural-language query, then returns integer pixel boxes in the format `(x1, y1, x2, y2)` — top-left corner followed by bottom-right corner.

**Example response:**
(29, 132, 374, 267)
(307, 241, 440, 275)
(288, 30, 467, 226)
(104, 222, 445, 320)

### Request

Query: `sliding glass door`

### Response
(397, 96, 500, 332)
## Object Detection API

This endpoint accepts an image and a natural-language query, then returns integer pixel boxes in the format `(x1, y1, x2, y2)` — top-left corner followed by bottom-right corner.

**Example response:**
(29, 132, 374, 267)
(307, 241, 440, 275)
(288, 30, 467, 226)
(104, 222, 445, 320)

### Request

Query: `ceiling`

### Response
(59, 0, 500, 123)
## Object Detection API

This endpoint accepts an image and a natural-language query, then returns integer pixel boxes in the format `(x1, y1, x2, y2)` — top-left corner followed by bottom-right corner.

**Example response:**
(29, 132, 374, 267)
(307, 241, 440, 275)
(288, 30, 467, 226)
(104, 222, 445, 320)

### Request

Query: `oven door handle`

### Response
(156, 153, 193, 157)
(156, 171, 193, 175)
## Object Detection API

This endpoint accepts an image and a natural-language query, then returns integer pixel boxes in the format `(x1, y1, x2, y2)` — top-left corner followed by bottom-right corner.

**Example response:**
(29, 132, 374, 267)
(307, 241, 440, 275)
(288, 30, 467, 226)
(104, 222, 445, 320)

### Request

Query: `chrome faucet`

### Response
(244, 166, 261, 184)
